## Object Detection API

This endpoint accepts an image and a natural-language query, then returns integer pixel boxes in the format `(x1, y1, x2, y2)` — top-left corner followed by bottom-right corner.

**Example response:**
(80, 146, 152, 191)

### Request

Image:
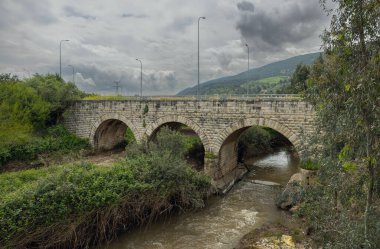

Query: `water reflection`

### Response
(105, 148, 299, 249)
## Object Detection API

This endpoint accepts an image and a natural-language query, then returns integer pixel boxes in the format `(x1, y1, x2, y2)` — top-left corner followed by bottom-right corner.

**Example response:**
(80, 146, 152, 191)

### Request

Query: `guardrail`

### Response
(82, 94, 302, 101)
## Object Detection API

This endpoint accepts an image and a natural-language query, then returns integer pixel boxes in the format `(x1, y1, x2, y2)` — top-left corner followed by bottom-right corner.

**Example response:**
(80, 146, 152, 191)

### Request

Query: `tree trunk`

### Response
(364, 129, 374, 247)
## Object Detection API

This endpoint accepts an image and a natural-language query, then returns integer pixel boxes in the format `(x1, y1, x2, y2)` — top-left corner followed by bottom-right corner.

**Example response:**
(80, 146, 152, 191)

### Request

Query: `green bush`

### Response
(124, 127, 136, 145)
(0, 128, 211, 248)
(0, 74, 88, 167)
(0, 151, 210, 248)
(153, 126, 188, 157)
(24, 74, 85, 125)
(0, 125, 89, 166)
(299, 159, 320, 170)
(238, 126, 273, 159)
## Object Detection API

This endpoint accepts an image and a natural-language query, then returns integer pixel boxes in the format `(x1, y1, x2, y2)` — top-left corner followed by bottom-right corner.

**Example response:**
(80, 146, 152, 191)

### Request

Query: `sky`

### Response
(0, 0, 331, 95)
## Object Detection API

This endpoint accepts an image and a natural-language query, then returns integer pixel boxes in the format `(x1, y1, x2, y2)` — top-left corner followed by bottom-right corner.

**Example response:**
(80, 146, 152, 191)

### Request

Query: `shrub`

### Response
(124, 127, 136, 145)
(299, 159, 320, 170)
(0, 125, 89, 167)
(0, 151, 210, 248)
(238, 126, 273, 159)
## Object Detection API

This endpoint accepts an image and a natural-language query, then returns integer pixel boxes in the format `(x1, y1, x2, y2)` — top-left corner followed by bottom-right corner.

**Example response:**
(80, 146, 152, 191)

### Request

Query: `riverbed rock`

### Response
(275, 169, 316, 210)
(250, 234, 296, 249)
(276, 180, 305, 210)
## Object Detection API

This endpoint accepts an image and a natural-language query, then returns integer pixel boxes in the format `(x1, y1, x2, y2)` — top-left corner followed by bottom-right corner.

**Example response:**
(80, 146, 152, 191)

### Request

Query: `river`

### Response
(105, 148, 299, 249)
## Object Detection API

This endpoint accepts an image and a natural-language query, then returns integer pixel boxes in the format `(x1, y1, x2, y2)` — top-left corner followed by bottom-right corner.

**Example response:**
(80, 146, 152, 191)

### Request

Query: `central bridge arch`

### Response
(215, 117, 301, 178)
(145, 115, 211, 152)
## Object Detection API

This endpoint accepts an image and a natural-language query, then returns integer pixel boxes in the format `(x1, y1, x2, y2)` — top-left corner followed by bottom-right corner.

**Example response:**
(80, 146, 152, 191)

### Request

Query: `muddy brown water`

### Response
(104, 149, 299, 249)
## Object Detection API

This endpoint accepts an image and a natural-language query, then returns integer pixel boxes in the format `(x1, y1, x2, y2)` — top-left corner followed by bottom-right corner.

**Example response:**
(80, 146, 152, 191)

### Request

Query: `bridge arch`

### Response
(89, 113, 140, 150)
(145, 115, 212, 152)
(215, 117, 301, 177)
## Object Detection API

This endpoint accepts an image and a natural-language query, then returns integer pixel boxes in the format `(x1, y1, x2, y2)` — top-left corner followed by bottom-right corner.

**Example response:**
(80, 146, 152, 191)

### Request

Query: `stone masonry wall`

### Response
(63, 97, 315, 180)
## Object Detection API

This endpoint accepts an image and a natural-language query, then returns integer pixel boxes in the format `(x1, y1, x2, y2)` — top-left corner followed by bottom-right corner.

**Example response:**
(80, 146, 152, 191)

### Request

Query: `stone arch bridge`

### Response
(63, 95, 315, 191)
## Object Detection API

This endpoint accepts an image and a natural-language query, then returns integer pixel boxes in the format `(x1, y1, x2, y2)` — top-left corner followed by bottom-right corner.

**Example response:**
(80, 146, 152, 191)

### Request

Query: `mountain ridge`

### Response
(177, 52, 321, 95)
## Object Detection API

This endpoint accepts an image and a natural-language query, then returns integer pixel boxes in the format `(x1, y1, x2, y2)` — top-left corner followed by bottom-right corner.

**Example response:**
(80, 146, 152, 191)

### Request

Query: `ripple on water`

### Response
(106, 149, 299, 249)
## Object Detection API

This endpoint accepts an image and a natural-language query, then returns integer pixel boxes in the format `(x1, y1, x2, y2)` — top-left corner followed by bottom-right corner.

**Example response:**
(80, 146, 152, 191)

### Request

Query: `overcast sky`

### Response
(0, 0, 331, 95)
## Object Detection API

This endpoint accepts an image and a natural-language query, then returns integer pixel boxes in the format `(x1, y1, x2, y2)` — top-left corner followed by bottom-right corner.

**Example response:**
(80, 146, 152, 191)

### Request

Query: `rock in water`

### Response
(276, 173, 305, 210)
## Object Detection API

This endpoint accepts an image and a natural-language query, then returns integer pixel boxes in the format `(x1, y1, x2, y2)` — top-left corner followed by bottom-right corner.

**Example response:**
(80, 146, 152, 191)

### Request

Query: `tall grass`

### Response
(0, 125, 89, 168)
(0, 129, 211, 248)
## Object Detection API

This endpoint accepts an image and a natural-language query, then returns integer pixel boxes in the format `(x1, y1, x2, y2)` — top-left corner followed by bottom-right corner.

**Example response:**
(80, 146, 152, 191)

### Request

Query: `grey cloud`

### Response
(216, 52, 233, 70)
(0, 1, 57, 28)
(237, 1, 254, 12)
(145, 71, 178, 92)
(121, 13, 147, 18)
(236, 1, 325, 49)
(64, 6, 96, 20)
(60, 64, 179, 95)
(170, 16, 193, 32)
(0, 0, 329, 95)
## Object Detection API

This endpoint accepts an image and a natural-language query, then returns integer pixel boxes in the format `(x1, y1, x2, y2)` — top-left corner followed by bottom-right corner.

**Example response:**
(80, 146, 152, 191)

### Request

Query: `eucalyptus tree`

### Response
(305, 0, 380, 247)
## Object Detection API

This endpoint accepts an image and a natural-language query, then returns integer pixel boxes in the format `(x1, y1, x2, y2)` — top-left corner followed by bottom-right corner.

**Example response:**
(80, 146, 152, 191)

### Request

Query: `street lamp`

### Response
(67, 64, 75, 83)
(198, 16, 206, 99)
(136, 58, 142, 99)
(245, 43, 250, 95)
(59, 40, 70, 78)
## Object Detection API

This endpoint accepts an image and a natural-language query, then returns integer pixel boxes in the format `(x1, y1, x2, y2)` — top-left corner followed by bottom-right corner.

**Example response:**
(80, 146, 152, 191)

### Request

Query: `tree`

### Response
(24, 74, 85, 125)
(290, 64, 310, 93)
(305, 0, 380, 247)
(0, 73, 19, 84)
(0, 83, 50, 146)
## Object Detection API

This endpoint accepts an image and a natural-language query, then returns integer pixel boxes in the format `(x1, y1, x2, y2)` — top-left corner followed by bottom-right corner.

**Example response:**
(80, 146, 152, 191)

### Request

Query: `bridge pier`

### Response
(204, 154, 248, 194)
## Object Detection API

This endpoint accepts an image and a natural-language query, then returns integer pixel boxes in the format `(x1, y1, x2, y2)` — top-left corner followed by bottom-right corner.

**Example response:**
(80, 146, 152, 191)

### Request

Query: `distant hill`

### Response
(177, 52, 321, 95)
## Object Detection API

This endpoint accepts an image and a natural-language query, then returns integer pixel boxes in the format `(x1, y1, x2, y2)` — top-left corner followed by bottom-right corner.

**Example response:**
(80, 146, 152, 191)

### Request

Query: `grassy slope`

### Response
(178, 52, 320, 95)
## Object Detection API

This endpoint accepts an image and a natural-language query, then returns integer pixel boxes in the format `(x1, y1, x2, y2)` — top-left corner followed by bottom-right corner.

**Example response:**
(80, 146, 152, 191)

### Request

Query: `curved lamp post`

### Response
(136, 58, 142, 99)
(59, 40, 70, 78)
(67, 64, 75, 83)
(197, 16, 206, 99)
(245, 43, 250, 95)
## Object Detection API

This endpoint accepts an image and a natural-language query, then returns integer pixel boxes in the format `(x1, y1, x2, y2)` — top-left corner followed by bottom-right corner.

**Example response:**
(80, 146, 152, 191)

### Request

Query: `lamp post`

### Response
(136, 58, 142, 99)
(245, 43, 250, 95)
(67, 65, 75, 83)
(59, 40, 70, 79)
(197, 16, 206, 99)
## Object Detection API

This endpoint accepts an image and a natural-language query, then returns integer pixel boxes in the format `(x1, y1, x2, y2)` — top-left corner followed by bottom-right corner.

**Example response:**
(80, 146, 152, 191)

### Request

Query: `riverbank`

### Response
(103, 149, 300, 249)
(0, 129, 212, 249)
(237, 158, 319, 249)
(0, 153, 210, 248)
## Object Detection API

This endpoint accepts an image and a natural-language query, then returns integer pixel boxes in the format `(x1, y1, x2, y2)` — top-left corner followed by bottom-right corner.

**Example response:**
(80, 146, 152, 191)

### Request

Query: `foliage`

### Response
(124, 127, 136, 145)
(24, 74, 85, 125)
(238, 126, 274, 159)
(205, 151, 218, 159)
(143, 104, 149, 114)
(0, 73, 19, 84)
(0, 81, 50, 151)
(152, 126, 188, 157)
(238, 126, 293, 160)
(0, 74, 88, 167)
(288, 64, 310, 94)
(300, 0, 380, 247)
(82, 94, 132, 101)
(299, 159, 320, 170)
(0, 129, 211, 248)
(0, 125, 89, 167)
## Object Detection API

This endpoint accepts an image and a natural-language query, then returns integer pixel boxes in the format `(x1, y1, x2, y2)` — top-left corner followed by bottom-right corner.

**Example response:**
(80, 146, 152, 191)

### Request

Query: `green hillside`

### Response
(177, 52, 321, 95)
